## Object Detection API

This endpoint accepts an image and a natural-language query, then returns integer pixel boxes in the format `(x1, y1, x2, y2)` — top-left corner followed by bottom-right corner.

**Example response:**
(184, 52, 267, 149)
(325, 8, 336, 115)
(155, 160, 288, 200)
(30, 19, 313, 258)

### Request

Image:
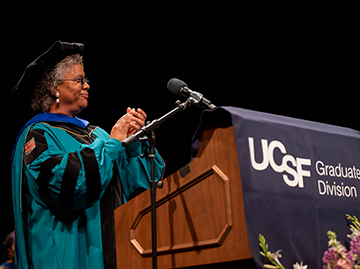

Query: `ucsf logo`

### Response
(248, 137, 311, 188)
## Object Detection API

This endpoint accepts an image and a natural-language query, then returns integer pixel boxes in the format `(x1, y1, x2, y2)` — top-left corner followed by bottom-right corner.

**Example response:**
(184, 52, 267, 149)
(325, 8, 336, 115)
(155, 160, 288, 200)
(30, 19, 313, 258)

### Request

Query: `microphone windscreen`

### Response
(167, 78, 187, 96)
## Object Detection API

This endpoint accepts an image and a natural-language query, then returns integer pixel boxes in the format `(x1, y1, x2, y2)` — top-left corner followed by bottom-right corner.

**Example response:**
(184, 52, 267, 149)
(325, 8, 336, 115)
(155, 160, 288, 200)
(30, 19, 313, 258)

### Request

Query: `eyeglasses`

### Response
(58, 77, 90, 87)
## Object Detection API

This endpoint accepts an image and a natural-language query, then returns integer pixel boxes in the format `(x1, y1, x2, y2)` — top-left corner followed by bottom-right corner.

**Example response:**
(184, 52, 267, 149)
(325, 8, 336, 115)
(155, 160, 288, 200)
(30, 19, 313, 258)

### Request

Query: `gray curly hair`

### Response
(30, 54, 83, 113)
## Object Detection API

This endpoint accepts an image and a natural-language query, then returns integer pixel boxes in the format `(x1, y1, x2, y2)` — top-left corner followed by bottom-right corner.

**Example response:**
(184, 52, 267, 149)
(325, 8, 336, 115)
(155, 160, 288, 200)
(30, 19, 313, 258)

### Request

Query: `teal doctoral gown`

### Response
(11, 113, 164, 269)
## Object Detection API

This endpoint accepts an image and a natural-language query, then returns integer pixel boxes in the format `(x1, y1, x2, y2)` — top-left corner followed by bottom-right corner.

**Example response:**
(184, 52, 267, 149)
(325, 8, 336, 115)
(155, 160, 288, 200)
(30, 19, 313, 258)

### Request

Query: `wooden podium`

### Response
(114, 122, 253, 268)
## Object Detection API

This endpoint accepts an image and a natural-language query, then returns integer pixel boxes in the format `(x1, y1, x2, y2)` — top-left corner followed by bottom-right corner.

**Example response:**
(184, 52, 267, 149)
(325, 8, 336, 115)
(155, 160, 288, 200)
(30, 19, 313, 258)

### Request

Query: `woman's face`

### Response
(57, 64, 90, 115)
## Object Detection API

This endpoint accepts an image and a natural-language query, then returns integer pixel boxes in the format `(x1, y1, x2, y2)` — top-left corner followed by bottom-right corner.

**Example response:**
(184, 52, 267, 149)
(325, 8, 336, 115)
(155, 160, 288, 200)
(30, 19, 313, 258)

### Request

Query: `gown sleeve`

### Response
(22, 124, 164, 214)
(117, 138, 165, 202)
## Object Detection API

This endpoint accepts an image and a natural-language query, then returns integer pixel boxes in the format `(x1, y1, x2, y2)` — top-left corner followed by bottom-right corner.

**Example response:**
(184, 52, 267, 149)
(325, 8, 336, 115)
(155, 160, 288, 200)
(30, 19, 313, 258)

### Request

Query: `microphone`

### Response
(167, 78, 216, 110)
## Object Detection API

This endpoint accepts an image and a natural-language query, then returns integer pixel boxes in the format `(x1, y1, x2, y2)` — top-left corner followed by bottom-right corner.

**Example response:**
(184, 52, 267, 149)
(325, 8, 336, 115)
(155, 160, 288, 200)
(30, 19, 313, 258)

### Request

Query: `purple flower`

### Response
(322, 246, 354, 269)
(349, 235, 360, 262)
(322, 247, 339, 269)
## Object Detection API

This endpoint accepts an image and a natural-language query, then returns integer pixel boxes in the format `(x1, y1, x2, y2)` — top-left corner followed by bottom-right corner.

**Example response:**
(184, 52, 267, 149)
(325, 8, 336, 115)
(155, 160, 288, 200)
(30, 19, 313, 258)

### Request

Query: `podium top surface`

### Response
(194, 106, 359, 140)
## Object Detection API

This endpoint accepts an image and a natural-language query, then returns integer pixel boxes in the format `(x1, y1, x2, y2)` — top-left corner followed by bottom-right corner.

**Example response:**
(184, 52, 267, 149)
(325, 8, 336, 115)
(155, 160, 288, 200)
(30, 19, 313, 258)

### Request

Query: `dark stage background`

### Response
(0, 6, 357, 264)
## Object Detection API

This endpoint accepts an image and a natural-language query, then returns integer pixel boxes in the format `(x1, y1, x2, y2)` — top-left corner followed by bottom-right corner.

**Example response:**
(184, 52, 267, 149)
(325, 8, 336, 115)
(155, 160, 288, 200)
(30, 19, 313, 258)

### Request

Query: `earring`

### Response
(55, 92, 60, 104)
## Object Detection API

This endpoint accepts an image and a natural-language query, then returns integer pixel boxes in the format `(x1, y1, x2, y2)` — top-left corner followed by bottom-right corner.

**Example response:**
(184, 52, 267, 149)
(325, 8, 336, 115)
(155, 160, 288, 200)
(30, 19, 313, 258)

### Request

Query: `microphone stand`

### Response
(122, 98, 194, 269)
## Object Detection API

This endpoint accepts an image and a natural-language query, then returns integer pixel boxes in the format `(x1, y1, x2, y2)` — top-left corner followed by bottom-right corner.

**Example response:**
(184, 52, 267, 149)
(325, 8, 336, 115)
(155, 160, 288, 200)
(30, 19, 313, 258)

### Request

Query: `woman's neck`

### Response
(48, 104, 77, 117)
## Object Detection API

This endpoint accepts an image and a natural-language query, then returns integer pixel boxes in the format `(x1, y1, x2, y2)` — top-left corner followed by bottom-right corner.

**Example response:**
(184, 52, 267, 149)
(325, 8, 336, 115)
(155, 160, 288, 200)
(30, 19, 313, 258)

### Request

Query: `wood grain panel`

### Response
(130, 165, 232, 256)
(114, 125, 252, 268)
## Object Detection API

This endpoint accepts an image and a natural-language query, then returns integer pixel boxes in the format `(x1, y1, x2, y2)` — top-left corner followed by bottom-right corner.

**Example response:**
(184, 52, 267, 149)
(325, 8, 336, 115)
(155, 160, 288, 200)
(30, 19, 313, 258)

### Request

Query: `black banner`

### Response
(192, 107, 360, 268)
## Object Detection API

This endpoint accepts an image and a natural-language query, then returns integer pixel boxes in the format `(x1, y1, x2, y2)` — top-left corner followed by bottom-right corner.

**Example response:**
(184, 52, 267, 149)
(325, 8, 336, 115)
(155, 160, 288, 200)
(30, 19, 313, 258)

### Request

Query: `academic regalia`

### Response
(11, 41, 165, 269)
(12, 113, 164, 269)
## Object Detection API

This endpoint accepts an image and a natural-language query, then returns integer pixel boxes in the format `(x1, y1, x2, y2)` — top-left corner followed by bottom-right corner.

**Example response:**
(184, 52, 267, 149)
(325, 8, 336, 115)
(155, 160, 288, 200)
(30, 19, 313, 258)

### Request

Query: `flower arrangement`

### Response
(258, 214, 360, 269)
(258, 234, 307, 269)
(322, 215, 360, 269)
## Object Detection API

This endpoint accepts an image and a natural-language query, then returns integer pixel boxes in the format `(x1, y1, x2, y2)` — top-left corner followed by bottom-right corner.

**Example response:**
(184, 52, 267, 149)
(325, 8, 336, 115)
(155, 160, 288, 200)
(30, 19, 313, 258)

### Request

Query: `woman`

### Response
(0, 232, 15, 269)
(11, 41, 164, 269)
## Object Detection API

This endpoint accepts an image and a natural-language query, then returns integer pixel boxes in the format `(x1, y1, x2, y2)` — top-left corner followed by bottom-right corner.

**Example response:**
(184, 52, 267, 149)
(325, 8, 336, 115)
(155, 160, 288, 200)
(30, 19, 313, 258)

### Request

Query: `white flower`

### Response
(348, 227, 360, 240)
(271, 250, 283, 267)
(293, 261, 308, 269)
